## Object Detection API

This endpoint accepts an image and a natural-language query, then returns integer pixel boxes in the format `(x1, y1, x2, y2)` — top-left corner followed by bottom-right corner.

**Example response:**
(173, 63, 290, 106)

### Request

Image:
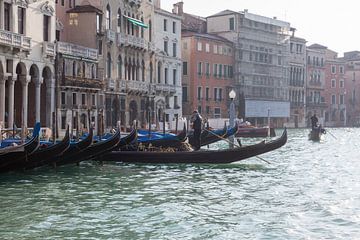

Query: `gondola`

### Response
(22, 126, 71, 170)
(308, 126, 326, 141)
(117, 128, 138, 151)
(137, 124, 187, 148)
(56, 127, 121, 166)
(101, 128, 287, 164)
(0, 123, 41, 172)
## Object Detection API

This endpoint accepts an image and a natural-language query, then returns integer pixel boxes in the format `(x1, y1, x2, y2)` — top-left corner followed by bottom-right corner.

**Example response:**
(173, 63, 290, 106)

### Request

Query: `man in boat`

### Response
(190, 110, 203, 151)
(310, 114, 319, 130)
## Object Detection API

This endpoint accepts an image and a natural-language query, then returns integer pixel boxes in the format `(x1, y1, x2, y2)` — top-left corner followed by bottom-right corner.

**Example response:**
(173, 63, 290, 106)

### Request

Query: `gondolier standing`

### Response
(191, 110, 203, 151)
(310, 114, 318, 130)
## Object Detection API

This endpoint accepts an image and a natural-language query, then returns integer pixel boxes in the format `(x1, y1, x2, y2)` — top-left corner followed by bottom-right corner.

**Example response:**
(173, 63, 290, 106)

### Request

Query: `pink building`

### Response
(323, 49, 347, 127)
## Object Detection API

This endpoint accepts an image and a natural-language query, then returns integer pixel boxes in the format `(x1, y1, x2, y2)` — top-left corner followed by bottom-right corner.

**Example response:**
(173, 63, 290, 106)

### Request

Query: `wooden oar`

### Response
(202, 128, 271, 164)
(326, 129, 337, 139)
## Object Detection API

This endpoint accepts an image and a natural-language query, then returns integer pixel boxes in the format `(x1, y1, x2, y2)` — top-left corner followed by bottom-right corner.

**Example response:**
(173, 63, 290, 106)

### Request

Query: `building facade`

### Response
(305, 44, 327, 126)
(181, 31, 235, 119)
(153, 7, 182, 129)
(287, 29, 307, 128)
(207, 10, 291, 127)
(0, 0, 56, 132)
(324, 49, 346, 127)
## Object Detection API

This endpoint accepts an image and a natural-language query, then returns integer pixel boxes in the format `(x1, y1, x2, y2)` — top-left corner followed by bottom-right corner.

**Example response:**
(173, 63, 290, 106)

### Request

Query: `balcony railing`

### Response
(117, 33, 126, 46)
(106, 29, 116, 43)
(57, 42, 98, 60)
(43, 42, 55, 57)
(126, 35, 147, 49)
(0, 29, 31, 51)
(119, 79, 150, 93)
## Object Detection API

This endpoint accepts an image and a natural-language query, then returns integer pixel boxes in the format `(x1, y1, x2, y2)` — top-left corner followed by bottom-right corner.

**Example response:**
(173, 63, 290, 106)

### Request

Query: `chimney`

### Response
(173, 1, 184, 16)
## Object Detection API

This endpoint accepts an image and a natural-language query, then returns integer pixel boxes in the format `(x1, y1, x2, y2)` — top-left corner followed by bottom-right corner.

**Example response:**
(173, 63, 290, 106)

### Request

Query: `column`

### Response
(35, 79, 42, 123)
(7, 78, 15, 128)
(0, 0, 4, 30)
(0, 77, 5, 125)
(21, 76, 30, 129)
(49, 78, 55, 129)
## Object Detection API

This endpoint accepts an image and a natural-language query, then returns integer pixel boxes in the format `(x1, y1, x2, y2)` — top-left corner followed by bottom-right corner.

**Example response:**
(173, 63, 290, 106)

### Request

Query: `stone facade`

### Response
(153, 7, 182, 129)
(207, 10, 291, 127)
(0, 0, 56, 132)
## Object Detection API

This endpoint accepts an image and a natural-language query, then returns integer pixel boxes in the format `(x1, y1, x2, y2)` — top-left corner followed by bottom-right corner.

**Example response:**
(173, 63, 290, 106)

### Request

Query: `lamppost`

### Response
(229, 89, 236, 148)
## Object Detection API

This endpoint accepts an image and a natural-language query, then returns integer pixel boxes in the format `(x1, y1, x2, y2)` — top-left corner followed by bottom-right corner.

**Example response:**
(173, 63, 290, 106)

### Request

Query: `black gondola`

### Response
(22, 126, 71, 170)
(117, 128, 138, 151)
(309, 126, 325, 141)
(0, 123, 41, 172)
(56, 127, 121, 166)
(102, 129, 287, 164)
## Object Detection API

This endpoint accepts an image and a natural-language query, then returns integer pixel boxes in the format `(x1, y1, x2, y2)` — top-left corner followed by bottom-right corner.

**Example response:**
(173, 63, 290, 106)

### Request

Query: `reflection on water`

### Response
(1, 128, 360, 239)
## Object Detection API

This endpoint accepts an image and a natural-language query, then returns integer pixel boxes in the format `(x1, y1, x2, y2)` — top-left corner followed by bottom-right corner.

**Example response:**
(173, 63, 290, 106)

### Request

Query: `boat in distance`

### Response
(101, 129, 287, 164)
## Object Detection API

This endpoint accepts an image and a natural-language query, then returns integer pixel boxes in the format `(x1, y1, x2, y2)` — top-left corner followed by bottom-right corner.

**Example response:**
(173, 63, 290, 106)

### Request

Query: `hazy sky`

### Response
(161, 0, 359, 56)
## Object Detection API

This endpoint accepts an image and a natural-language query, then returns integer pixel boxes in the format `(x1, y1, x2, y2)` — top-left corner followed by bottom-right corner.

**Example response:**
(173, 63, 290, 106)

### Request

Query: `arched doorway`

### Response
(28, 64, 39, 127)
(14, 62, 27, 128)
(112, 97, 120, 127)
(41, 66, 52, 127)
(129, 100, 138, 126)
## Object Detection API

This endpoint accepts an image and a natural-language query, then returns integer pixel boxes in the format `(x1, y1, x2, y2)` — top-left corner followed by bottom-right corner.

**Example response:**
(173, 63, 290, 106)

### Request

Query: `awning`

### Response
(124, 15, 148, 29)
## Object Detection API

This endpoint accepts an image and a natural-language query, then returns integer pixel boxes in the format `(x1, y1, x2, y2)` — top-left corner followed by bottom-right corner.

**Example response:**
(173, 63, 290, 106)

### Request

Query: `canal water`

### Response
(1, 128, 360, 239)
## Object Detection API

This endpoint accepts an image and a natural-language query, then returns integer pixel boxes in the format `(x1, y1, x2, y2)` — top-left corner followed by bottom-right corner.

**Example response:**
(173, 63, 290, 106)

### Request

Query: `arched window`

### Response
(82, 62, 86, 78)
(148, 20, 152, 42)
(142, 60, 145, 82)
(117, 8, 121, 33)
(91, 65, 96, 79)
(157, 62, 161, 83)
(131, 13, 135, 36)
(107, 53, 112, 78)
(72, 61, 76, 77)
(117, 55, 122, 78)
(150, 62, 153, 83)
(106, 4, 111, 30)
(127, 12, 131, 34)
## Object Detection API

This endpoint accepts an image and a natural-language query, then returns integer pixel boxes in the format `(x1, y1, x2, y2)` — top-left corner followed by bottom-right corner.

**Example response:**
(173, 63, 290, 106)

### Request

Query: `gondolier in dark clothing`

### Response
(191, 110, 203, 151)
(310, 114, 318, 130)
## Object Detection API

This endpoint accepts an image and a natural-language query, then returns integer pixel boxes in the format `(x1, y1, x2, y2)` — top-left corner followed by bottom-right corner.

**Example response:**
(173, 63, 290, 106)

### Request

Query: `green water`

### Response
(1, 128, 360, 239)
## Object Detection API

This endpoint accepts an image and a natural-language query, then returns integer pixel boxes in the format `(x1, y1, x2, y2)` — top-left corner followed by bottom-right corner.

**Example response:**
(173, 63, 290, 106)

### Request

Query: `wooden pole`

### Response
(163, 112, 166, 135)
(52, 112, 55, 142)
(175, 115, 178, 134)
(148, 110, 151, 138)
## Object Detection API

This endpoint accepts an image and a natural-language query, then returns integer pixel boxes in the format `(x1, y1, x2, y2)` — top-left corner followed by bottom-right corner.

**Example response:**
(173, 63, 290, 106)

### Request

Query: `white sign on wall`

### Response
(245, 100, 290, 118)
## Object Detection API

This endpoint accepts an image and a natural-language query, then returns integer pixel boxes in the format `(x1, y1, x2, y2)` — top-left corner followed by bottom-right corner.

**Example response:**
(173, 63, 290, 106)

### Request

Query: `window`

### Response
(172, 42, 177, 57)
(213, 64, 218, 76)
(218, 65, 222, 78)
(214, 88, 218, 101)
(106, 5, 111, 29)
(219, 88, 223, 101)
(278, 56, 282, 66)
(206, 87, 209, 100)
(172, 21, 176, 33)
(4, 3, 11, 31)
(117, 9, 122, 32)
(61, 92, 66, 105)
(98, 39, 103, 55)
(163, 19, 167, 31)
(96, 14, 102, 33)
(106, 53, 112, 78)
(18, 7, 25, 34)
(183, 62, 188, 75)
(340, 94, 344, 105)
(173, 69, 177, 85)
(81, 93, 86, 105)
(164, 68, 168, 84)
(331, 94, 336, 104)
(72, 93, 77, 105)
(205, 63, 210, 76)
(205, 43, 210, 52)
(213, 45, 218, 54)
(198, 87, 202, 100)
(182, 86, 188, 102)
(331, 65, 336, 74)
(117, 56, 122, 78)
(214, 108, 221, 118)
(92, 94, 96, 106)
(340, 79, 344, 88)
(56, 30, 60, 41)
(174, 96, 178, 108)
(340, 66, 344, 74)
(198, 106, 202, 114)
(229, 17, 235, 30)
(69, 0, 72, 7)
(149, 20, 152, 42)
(61, 0, 64, 6)
(197, 42, 202, 51)
(43, 15, 50, 41)
(197, 62, 202, 75)
(164, 40, 168, 54)
(206, 106, 210, 114)
(331, 79, 336, 88)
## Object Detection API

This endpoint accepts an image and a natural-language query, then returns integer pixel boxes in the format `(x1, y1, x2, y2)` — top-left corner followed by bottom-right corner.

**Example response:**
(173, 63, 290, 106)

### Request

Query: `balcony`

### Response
(148, 42, 156, 52)
(0, 29, 31, 51)
(126, 35, 147, 50)
(62, 76, 103, 89)
(108, 79, 115, 89)
(106, 29, 116, 43)
(43, 42, 55, 57)
(119, 80, 150, 94)
(117, 33, 126, 46)
(57, 42, 98, 60)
